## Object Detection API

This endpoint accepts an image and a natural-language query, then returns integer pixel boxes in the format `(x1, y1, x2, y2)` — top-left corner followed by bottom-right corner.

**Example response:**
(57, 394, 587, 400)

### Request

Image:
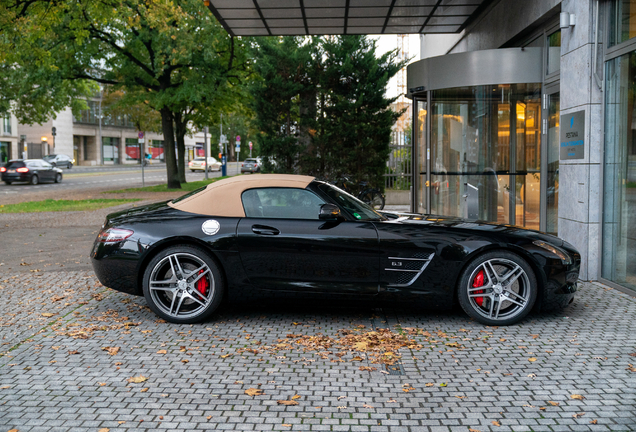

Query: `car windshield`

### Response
(43, 155, 55, 160)
(194, 158, 205, 161)
(317, 182, 385, 221)
(245, 159, 257, 163)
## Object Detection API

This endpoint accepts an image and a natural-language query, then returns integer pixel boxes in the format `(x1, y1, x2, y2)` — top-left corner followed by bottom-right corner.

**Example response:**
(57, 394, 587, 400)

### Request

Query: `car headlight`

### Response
(533, 240, 572, 265)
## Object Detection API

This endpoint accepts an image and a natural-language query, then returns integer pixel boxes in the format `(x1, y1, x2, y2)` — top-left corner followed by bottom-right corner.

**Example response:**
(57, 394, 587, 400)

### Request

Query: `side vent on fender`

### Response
(385, 253, 435, 287)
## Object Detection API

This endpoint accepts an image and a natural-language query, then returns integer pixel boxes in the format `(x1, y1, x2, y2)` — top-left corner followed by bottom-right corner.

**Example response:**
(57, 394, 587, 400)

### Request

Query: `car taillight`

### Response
(16, 167, 29, 173)
(0, 167, 5, 172)
(254, 164, 258, 168)
(97, 228, 134, 243)
(241, 163, 244, 167)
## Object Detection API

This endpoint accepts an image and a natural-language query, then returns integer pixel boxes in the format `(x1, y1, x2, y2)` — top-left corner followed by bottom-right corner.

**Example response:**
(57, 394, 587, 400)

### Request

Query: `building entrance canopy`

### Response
(207, 0, 492, 36)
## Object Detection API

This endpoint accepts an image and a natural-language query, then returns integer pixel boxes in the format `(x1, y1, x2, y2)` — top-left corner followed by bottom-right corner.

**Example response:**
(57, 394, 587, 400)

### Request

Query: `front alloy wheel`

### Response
(142, 246, 224, 323)
(458, 251, 537, 325)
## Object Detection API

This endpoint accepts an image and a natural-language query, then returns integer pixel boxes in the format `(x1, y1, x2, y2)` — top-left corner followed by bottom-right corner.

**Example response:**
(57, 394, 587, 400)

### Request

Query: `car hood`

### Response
(385, 212, 565, 247)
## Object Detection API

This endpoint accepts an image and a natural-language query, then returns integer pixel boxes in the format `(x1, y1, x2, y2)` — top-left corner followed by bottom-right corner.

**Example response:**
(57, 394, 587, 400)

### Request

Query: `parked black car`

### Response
(1, 159, 63, 185)
(43, 154, 74, 169)
(91, 174, 580, 326)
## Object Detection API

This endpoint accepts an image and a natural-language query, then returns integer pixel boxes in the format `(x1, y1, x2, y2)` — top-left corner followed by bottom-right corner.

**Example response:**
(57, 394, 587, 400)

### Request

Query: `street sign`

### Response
(138, 131, 144, 139)
(249, 141, 253, 150)
(220, 134, 227, 143)
(236, 135, 241, 142)
(138, 138, 144, 144)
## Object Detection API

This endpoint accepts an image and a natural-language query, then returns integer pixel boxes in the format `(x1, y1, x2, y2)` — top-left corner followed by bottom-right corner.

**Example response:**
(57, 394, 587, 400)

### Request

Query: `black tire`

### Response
(361, 190, 385, 210)
(190, 169, 195, 173)
(457, 251, 537, 326)
(54, 173, 62, 183)
(30, 175, 39, 185)
(67, 163, 73, 169)
(4, 181, 11, 185)
(142, 245, 224, 324)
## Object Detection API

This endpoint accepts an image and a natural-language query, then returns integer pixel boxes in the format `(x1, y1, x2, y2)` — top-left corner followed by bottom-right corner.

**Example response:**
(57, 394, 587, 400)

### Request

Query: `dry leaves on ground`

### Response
(127, 376, 148, 384)
(492, 421, 501, 426)
(101, 346, 120, 356)
(573, 412, 586, 418)
(571, 394, 585, 400)
(548, 401, 559, 406)
(277, 400, 299, 406)
(245, 388, 264, 397)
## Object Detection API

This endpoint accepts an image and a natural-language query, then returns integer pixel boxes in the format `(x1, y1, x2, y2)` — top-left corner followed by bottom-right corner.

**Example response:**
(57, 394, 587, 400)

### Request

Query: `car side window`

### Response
(242, 188, 326, 219)
(27, 161, 39, 168)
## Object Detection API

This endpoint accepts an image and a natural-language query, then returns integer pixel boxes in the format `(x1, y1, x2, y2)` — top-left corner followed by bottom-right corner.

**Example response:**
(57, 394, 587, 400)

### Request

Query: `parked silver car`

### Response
(188, 157, 221, 172)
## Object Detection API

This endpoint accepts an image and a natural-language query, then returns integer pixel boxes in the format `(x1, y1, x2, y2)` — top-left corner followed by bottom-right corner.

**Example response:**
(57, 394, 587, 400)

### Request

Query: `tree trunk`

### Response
(160, 107, 180, 189)
(174, 112, 187, 184)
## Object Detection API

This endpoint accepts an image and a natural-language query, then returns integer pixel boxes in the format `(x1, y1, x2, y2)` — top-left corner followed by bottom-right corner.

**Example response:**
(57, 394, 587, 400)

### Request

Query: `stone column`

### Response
(559, 0, 602, 280)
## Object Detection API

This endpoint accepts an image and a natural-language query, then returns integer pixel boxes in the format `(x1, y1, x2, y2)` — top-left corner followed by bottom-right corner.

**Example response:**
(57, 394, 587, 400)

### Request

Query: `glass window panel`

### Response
(429, 83, 541, 227)
(417, 99, 427, 213)
(610, 0, 636, 47)
(546, 92, 560, 235)
(547, 31, 561, 75)
(602, 53, 636, 290)
(242, 188, 325, 219)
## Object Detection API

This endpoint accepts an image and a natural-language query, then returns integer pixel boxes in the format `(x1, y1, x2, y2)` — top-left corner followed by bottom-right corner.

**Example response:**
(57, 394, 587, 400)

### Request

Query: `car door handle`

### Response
(251, 225, 280, 236)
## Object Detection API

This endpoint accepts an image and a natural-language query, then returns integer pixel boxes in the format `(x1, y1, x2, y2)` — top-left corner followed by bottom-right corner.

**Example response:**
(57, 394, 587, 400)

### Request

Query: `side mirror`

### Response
(319, 203, 343, 220)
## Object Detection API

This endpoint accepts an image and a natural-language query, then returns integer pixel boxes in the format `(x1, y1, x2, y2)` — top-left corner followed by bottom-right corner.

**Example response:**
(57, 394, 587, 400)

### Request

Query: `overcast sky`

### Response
(370, 34, 420, 100)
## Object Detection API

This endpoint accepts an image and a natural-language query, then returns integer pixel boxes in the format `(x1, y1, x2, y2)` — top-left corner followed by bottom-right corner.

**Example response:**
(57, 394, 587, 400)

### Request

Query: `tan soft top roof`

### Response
(168, 174, 315, 217)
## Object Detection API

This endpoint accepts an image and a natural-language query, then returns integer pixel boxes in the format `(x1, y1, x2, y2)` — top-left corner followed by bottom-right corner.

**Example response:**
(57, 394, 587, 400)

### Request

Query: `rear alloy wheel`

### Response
(142, 246, 224, 324)
(458, 251, 537, 326)
(30, 175, 39, 185)
(67, 163, 73, 169)
(54, 173, 62, 183)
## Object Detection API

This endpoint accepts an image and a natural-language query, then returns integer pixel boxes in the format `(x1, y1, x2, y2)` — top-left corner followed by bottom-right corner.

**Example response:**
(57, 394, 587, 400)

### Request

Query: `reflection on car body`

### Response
(91, 174, 580, 326)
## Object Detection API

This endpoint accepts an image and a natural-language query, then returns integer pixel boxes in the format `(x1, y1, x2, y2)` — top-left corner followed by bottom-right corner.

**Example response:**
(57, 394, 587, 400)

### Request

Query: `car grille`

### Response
(385, 253, 435, 287)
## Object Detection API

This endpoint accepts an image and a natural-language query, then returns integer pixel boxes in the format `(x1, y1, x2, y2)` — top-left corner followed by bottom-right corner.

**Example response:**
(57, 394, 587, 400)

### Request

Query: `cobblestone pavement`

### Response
(1, 271, 635, 432)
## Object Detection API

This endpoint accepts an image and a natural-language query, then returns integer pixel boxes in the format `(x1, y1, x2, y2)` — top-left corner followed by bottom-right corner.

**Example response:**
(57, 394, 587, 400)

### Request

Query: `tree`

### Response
(251, 36, 404, 188)
(2, 0, 249, 188)
(0, 1, 97, 124)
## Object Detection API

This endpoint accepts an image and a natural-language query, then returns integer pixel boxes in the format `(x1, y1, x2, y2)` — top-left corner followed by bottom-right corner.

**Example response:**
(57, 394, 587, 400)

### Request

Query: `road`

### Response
(0, 162, 244, 202)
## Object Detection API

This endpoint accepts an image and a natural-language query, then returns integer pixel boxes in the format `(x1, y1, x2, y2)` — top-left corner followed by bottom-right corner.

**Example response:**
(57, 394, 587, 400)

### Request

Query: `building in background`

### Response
(403, 0, 636, 294)
(19, 99, 209, 166)
(0, 113, 19, 164)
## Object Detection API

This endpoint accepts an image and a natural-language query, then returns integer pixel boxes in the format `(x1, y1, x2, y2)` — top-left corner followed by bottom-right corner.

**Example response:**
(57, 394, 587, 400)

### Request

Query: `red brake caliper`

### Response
(195, 270, 209, 296)
(472, 269, 485, 306)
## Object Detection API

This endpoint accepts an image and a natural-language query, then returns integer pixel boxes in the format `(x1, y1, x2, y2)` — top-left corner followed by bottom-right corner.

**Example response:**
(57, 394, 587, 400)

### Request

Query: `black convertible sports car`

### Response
(91, 174, 580, 325)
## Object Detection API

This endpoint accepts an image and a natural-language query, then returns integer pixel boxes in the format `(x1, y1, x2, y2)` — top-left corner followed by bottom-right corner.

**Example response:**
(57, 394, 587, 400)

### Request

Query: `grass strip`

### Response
(0, 198, 141, 213)
(104, 175, 233, 193)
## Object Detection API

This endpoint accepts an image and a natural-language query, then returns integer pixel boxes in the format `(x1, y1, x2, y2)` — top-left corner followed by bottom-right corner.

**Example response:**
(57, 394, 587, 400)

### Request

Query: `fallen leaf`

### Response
(359, 366, 376, 371)
(98, 382, 107, 386)
(573, 412, 585, 418)
(492, 420, 501, 426)
(282, 424, 292, 427)
(571, 394, 585, 400)
(98, 429, 109, 432)
(206, 416, 212, 420)
(156, 350, 167, 354)
(277, 400, 299, 406)
(351, 356, 363, 361)
(291, 394, 301, 400)
(528, 357, 537, 362)
(68, 350, 80, 355)
(127, 376, 148, 384)
(115, 362, 123, 366)
(439, 383, 447, 387)
(363, 404, 374, 408)
(118, 421, 126, 424)
(455, 395, 465, 399)
(140, 388, 148, 392)
(425, 383, 434, 387)
(626, 364, 636, 372)
(548, 401, 559, 406)
(387, 399, 397, 403)
(41, 313, 56, 317)
(181, 359, 189, 363)
(590, 419, 598, 424)
(337, 406, 346, 409)
(101, 347, 120, 356)
(469, 429, 481, 432)
(245, 388, 264, 397)
(337, 396, 346, 400)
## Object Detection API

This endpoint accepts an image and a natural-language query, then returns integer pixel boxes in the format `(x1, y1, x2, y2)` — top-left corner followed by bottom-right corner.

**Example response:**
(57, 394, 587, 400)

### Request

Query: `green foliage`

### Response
(251, 36, 404, 187)
(0, 199, 141, 213)
(1, 0, 250, 189)
(105, 175, 232, 193)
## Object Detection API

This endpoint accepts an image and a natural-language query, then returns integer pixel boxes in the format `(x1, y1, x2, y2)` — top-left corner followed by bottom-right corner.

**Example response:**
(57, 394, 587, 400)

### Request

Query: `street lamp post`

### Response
(203, 126, 209, 181)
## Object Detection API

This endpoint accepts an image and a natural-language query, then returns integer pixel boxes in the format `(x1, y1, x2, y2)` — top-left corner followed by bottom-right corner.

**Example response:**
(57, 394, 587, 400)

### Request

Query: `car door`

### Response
(40, 161, 55, 181)
(237, 187, 379, 294)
